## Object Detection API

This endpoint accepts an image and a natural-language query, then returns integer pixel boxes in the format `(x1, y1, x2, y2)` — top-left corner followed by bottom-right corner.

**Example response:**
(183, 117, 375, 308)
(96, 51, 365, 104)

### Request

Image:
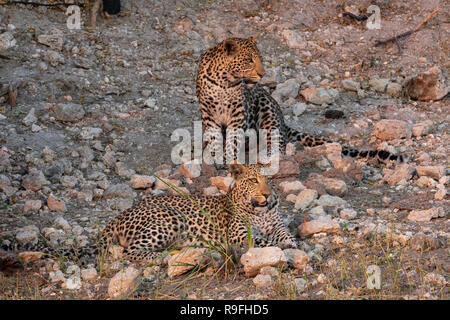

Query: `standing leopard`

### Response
(196, 36, 405, 164)
(98, 163, 297, 262)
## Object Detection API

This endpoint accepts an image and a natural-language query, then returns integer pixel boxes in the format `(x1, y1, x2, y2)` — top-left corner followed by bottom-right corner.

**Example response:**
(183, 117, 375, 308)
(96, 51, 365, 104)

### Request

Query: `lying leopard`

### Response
(196, 36, 405, 164)
(98, 163, 297, 262)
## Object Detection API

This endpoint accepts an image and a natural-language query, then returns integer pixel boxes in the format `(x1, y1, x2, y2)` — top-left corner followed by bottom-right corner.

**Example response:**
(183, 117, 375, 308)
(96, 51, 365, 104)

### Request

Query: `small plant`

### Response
(0, 201, 7, 210)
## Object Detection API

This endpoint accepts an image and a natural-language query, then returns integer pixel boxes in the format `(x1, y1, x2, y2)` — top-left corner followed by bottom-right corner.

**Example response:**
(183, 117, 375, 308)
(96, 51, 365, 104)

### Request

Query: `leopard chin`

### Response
(251, 198, 268, 207)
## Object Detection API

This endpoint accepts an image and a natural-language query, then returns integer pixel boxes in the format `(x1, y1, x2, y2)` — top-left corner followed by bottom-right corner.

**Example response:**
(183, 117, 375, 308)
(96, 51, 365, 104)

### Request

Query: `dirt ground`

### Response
(0, 0, 448, 300)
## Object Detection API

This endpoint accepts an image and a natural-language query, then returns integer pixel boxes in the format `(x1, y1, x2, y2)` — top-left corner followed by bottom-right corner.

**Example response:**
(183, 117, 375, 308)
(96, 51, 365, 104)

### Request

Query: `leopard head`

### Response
(228, 162, 275, 212)
(197, 35, 265, 89)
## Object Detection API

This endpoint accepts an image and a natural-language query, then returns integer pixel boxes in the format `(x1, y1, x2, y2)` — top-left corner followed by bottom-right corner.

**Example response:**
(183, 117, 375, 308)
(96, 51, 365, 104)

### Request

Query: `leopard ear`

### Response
(229, 161, 247, 179)
(223, 39, 240, 57)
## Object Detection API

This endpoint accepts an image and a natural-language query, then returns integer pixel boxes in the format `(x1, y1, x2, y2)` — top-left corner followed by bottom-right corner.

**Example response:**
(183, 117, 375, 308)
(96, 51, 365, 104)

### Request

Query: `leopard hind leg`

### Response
(119, 213, 187, 263)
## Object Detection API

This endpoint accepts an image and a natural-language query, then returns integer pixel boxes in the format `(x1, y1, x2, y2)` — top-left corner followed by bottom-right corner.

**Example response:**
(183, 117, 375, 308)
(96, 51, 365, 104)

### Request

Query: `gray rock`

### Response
(72, 225, 85, 236)
(141, 90, 151, 98)
(81, 267, 98, 281)
(240, 247, 287, 277)
(252, 274, 272, 288)
(167, 247, 208, 278)
(23, 200, 42, 214)
(78, 145, 94, 163)
(22, 170, 49, 191)
(42, 146, 56, 162)
(0, 32, 16, 51)
(44, 50, 65, 66)
(314, 194, 348, 208)
(386, 82, 402, 97)
(62, 266, 82, 291)
(107, 198, 134, 211)
(294, 189, 318, 210)
(369, 78, 390, 92)
(340, 208, 358, 220)
(103, 183, 136, 199)
(43, 162, 65, 180)
(292, 249, 311, 272)
(52, 103, 85, 122)
(22, 108, 37, 126)
(54, 216, 71, 231)
(342, 79, 360, 92)
(60, 175, 78, 188)
(73, 56, 94, 69)
(16, 225, 39, 245)
(115, 161, 135, 178)
(294, 278, 307, 292)
(382, 164, 415, 186)
(0, 174, 11, 189)
(49, 270, 66, 283)
(144, 97, 158, 110)
(281, 30, 307, 49)
(293, 103, 307, 117)
(108, 266, 141, 298)
(272, 79, 300, 103)
(179, 160, 201, 179)
(80, 127, 102, 140)
(66, 265, 80, 276)
(37, 29, 63, 51)
(62, 275, 82, 290)
(282, 249, 298, 267)
(130, 175, 156, 189)
(407, 207, 444, 222)
(2, 186, 16, 197)
(102, 151, 117, 167)
(409, 232, 440, 251)
(300, 87, 339, 105)
(42, 227, 65, 246)
(259, 67, 281, 85)
(97, 179, 110, 190)
(38, 61, 48, 71)
(299, 216, 340, 236)
(308, 206, 326, 215)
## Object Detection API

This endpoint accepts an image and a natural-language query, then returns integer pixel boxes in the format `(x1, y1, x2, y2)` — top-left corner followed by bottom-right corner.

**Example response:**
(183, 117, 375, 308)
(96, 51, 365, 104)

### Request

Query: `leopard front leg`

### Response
(202, 119, 224, 167)
(258, 210, 298, 249)
(227, 217, 276, 249)
(224, 127, 247, 164)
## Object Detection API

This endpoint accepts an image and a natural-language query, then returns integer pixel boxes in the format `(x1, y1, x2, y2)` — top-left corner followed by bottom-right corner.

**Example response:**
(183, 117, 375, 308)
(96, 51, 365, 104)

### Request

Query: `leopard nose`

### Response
(258, 69, 265, 78)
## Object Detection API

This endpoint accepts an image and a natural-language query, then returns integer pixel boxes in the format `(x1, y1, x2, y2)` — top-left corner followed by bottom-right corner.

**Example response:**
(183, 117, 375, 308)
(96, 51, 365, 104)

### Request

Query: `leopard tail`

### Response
(285, 126, 405, 163)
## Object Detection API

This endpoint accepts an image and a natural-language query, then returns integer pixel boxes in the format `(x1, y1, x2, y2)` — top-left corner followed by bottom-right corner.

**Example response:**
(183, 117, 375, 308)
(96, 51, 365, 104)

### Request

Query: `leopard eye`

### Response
(249, 178, 258, 183)
(239, 57, 252, 65)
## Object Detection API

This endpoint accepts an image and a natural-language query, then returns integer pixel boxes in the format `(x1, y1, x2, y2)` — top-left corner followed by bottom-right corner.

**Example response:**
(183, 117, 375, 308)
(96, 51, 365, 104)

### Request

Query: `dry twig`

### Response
(375, 5, 440, 47)
(8, 84, 17, 107)
(33, 272, 64, 299)
(0, 0, 85, 7)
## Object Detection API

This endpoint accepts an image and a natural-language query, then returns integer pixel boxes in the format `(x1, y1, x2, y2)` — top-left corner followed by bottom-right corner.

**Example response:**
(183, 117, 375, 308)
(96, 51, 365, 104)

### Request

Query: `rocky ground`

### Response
(0, 0, 448, 300)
